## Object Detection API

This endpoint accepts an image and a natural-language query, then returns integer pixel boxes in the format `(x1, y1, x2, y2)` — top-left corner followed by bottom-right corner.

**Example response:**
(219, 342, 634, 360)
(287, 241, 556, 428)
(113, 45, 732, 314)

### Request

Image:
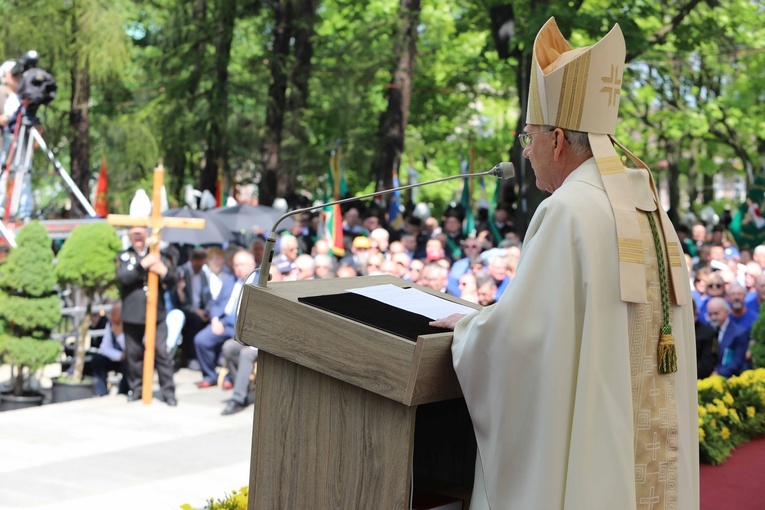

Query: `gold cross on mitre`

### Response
(107, 162, 205, 404)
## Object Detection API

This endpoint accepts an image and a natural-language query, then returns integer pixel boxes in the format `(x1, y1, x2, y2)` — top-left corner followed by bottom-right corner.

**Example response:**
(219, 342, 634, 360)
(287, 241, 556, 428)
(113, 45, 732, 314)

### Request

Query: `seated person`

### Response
(173, 247, 211, 367)
(220, 338, 258, 415)
(194, 251, 255, 388)
(707, 297, 749, 378)
(693, 299, 717, 379)
(91, 302, 129, 397)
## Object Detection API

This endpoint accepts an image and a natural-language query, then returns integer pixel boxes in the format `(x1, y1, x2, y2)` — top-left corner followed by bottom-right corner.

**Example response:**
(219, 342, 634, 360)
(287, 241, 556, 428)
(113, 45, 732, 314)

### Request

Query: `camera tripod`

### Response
(1, 113, 96, 222)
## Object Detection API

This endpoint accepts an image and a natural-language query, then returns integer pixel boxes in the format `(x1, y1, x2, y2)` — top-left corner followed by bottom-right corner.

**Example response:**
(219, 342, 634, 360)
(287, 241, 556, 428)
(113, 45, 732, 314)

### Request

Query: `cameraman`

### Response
(0, 60, 19, 129)
(0, 60, 16, 215)
(0, 52, 51, 219)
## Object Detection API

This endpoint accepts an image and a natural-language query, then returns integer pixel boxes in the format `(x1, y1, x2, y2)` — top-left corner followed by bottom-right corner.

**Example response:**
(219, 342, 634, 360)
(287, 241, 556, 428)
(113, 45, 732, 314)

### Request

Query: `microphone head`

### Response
(492, 162, 514, 179)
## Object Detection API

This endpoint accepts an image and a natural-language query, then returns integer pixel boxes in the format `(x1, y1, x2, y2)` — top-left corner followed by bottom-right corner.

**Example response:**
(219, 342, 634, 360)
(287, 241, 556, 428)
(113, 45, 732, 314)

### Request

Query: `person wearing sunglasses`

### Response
(697, 272, 726, 327)
(430, 17, 697, 509)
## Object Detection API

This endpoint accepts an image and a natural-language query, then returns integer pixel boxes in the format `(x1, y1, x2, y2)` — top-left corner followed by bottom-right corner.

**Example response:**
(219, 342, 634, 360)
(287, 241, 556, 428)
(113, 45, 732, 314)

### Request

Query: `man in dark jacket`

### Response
(693, 299, 717, 379)
(116, 227, 178, 406)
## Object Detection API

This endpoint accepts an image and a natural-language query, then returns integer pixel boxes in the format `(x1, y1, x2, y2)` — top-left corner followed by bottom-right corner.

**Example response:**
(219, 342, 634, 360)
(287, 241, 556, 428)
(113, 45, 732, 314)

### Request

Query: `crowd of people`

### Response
(678, 222, 765, 379)
(91, 197, 761, 414)
(91, 200, 519, 414)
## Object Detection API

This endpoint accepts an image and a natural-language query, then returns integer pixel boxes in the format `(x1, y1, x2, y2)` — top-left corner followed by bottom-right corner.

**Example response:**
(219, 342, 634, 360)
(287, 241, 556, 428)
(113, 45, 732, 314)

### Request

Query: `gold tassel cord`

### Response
(646, 212, 678, 374)
(658, 327, 677, 374)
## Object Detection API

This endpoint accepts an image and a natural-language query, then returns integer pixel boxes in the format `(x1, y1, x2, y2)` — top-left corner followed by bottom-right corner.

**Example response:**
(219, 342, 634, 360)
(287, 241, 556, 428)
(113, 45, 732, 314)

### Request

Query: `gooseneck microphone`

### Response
(255, 162, 514, 289)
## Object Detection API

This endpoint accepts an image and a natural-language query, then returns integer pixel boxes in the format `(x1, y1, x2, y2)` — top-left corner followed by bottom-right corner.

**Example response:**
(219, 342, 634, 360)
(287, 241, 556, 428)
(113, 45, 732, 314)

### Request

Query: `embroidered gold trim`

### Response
(556, 51, 590, 130)
(595, 155, 625, 176)
(528, 55, 545, 125)
(666, 242, 682, 268)
(618, 237, 645, 265)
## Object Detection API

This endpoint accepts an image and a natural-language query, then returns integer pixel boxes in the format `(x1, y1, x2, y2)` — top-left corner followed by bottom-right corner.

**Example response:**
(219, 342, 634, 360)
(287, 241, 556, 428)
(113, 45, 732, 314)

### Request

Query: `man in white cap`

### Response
(431, 18, 698, 509)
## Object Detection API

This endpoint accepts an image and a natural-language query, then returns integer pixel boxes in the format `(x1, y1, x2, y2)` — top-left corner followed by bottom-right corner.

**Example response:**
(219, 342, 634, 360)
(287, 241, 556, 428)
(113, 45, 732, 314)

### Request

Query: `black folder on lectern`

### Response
(298, 292, 451, 341)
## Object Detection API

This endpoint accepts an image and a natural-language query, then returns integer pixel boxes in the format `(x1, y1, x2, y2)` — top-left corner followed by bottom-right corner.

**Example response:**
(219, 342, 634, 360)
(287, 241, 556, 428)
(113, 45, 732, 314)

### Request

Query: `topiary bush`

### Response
(55, 222, 123, 383)
(0, 221, 61, 396)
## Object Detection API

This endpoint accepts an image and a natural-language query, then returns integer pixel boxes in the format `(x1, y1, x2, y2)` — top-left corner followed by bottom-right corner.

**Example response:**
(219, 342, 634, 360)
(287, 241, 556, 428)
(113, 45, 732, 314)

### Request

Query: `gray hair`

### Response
(727, 283, 746, 294)
(707, 296, 731, 313)
(563, 129, 592, 156)
(542, 125, 592, 156)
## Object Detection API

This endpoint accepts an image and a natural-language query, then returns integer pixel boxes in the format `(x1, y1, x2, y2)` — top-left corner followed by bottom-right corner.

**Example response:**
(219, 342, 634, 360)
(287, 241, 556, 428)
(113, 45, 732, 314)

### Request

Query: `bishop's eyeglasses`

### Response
(518, 128, 555, 149)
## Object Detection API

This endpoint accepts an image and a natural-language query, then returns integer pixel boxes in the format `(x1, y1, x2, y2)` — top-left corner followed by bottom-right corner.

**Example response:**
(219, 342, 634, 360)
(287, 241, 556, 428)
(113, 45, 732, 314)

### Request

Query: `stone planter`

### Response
(51, 377, 95, 403)
(0, 392, 45, 411)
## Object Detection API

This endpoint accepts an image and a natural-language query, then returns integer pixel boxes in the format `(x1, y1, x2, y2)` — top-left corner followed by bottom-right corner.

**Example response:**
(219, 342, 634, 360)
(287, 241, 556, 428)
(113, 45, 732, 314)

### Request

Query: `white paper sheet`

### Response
(347, 284, 476, 320)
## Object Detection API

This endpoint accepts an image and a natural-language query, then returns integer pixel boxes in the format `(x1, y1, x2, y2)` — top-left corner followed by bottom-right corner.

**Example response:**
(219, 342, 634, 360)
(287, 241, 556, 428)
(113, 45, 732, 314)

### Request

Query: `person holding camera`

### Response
(0, 59, 19, 129)
(0, 59, 18, 216)
(0, 51, 54, 219)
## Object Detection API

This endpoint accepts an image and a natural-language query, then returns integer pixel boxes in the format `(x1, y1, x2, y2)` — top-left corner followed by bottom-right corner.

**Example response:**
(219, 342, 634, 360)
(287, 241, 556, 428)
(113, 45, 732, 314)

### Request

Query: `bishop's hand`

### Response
(429, 313, 467, 331)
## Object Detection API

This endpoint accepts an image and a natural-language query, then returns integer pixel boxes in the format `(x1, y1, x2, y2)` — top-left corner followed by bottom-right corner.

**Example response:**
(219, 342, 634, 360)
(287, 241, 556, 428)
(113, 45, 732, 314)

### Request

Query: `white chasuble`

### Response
(452, 160, 699, 510)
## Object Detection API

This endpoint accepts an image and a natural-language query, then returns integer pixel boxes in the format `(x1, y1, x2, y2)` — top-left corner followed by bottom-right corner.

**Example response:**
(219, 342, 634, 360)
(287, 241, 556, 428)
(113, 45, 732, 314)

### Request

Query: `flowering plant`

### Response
(698, 368, 765, 465)
(180, 486, 248, 510)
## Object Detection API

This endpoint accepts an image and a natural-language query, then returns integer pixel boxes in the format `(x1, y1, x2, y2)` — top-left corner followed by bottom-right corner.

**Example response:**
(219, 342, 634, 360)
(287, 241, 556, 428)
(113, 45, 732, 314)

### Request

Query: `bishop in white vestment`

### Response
(433, 18, 699, 510)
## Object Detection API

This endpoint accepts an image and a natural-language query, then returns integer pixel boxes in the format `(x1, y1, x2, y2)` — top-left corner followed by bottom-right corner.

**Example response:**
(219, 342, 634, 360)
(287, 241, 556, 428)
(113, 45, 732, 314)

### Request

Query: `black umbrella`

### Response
(161, 208, 235, 245)
(208, 203, 295, 234)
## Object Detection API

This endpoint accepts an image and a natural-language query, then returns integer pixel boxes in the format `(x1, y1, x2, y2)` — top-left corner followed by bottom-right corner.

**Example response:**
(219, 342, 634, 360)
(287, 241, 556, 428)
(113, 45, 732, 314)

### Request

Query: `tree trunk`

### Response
(665, 141, 681, 226)
(201, 0, 236, 195)
(72, 296, 92, 384)
(688, 139, 700, 208)
(259, 0, 293, 207)
(702, 173, 714, 204)
(282, 0, 319, 197)
(14, 366, 25, 396)
(166, 0, 208, 198)
(370, 0, 421, 191)
(69, 5, 90, 217)
(489, 3, 553, 237)
(512, 50, 548, 236)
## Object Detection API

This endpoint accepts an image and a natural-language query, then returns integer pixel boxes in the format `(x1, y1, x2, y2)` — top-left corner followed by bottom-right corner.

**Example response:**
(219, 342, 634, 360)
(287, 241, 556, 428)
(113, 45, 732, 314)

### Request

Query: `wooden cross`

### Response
(107, 163, 205, 404)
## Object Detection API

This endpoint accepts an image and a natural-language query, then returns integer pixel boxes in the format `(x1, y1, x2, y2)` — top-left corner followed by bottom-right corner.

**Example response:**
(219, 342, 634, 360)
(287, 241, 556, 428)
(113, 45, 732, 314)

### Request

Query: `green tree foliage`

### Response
(616, 0, 765, 223)
(751, 311, 765, 369)
(0, 0, 763, 226)
(55, 223, 122, 383)
(56, 223, 123, 294)
(0, 222, 61, 396)
(0, 222, 57, 299)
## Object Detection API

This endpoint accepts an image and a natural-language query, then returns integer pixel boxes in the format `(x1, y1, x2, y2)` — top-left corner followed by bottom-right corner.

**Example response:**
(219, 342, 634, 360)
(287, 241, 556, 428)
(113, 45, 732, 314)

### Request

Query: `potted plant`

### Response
(52, 222, 122, 402)
(0, 221, 62, 410)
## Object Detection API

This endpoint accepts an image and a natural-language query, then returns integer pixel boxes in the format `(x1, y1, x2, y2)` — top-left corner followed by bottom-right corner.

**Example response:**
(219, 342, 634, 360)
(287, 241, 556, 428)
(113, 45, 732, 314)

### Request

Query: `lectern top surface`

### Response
(299, 292, 451, 341)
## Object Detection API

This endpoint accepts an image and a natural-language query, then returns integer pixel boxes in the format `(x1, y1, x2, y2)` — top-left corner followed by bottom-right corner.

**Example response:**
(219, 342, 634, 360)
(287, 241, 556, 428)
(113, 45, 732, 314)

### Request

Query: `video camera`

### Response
(12, 50, 57, 120)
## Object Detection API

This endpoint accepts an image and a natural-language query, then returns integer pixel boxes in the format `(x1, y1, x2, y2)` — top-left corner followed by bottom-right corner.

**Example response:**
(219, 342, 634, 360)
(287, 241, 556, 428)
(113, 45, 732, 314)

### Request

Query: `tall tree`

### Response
(259, 0, 320, 206)
(281, 0, 320, 203)
(201, 0, 237, 195)
(259, 0, 294, 206)
(370, 0, 421, 191)
(159, 0, 210, 199)
(69, 0, 91, 215)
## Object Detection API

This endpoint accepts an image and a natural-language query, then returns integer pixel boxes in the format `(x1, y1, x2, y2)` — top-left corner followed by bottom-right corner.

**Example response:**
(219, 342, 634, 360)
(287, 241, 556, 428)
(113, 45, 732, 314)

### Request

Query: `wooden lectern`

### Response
(236, 275, 479, 509)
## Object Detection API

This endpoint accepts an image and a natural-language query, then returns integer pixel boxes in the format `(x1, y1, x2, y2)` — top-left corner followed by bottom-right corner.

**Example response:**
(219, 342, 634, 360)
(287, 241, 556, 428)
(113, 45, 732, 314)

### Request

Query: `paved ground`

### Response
(0, 368, 253, 510)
